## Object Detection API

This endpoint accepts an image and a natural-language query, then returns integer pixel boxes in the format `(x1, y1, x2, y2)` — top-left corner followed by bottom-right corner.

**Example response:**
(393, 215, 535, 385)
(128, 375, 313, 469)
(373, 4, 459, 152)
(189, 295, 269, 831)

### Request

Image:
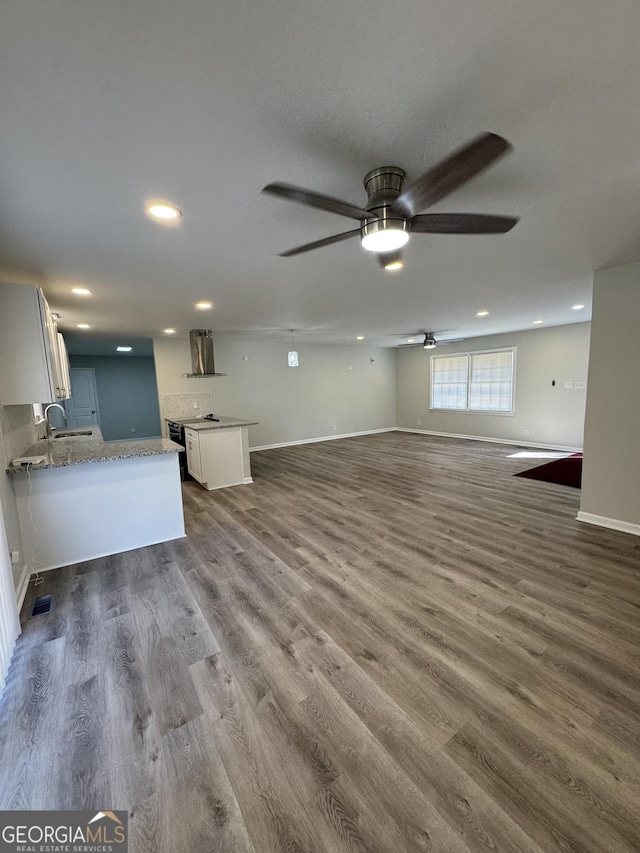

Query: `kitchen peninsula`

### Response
(8, 427, 184, 571)
(168, 415, 258, 491)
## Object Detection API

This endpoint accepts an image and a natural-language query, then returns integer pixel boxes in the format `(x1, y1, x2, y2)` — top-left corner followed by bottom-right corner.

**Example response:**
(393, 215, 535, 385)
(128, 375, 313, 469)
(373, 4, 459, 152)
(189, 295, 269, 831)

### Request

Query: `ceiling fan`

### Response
(262, 132, 518, 269)
(393, 330, 466, 349)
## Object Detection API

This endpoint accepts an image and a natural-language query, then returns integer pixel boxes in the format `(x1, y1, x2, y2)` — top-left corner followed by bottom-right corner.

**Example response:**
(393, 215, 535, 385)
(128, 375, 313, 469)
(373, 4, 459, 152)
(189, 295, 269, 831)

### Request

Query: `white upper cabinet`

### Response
(0, 282, 71, 404)
(56, 332, 71, 400)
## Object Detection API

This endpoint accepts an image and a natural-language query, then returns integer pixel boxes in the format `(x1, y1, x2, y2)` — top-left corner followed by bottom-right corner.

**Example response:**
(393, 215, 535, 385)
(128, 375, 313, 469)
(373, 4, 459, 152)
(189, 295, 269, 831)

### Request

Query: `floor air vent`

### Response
(31, 594, 53, 616)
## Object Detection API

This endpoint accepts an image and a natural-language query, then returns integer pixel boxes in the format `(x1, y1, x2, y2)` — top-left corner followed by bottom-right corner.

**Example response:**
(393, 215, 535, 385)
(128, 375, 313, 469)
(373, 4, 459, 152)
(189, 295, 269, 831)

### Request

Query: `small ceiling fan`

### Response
(262, 132, 518, 269)
(393, 330, 466, 349)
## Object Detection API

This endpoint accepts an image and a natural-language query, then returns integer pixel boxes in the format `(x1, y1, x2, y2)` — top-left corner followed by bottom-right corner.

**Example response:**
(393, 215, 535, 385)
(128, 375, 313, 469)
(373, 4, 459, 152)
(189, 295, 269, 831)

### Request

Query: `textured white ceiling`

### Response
(1, 0, 639, 346)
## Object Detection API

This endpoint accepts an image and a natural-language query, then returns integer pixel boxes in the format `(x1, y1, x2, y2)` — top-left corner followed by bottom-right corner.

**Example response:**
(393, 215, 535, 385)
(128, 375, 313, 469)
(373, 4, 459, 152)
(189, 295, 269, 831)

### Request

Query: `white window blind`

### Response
(431, 355, 468, 410)
(431, 348, 515, 413)
(469, 350, 514, 412)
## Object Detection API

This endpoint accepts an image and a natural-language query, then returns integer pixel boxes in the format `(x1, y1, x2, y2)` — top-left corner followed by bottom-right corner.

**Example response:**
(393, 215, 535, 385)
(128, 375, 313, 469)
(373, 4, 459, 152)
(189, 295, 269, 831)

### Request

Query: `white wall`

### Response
(396, 323, 590, 450)
(579, 262, 640, 533)
(153, 337, 218, 436)
(154, 336, 397, 448)
(0, 402, 38, 597)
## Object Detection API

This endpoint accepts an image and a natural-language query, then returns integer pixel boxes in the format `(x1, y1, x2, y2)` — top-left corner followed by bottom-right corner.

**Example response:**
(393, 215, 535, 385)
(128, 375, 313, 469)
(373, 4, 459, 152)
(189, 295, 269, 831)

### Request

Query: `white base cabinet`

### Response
(185, 429, 203, 481)
(185, 426, 253, 490)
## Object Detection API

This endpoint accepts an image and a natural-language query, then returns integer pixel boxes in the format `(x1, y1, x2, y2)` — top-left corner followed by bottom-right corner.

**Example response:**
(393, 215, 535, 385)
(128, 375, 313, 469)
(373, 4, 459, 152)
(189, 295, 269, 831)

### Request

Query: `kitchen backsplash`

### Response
(162, 392, 214, 421)
(0, 403, 40, 467)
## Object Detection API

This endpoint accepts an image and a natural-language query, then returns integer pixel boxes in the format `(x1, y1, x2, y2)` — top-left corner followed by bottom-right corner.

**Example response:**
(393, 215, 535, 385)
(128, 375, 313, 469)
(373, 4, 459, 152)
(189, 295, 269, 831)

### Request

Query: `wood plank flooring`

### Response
(1, 432, 639, 852)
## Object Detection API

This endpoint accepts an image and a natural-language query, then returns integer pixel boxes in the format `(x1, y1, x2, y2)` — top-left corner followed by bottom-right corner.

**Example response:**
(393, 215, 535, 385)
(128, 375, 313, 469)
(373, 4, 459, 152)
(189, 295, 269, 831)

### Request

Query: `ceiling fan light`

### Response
(361, 228, 409, 253)
(361, 215, 410, 253)
(384, 259, 404, 271)
(423, 333, 436, 349)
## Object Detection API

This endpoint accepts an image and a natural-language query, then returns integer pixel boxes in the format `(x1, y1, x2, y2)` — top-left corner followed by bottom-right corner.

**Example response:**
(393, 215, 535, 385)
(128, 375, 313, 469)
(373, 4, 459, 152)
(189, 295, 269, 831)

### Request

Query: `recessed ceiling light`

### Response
(195, 301, 212, 310)
(384, 260, 404, 271)
(572, 304, 585, 310)
(163, 328, 176, 334)
(146, 202, 182, 221)
(356, 335, 365, 340)
(533, 319, 544, 325)
(476, 310, 490, 317)
(72, 287, 92, 296)
(116, 346, 132, 352)
(77, 323, 91, 329)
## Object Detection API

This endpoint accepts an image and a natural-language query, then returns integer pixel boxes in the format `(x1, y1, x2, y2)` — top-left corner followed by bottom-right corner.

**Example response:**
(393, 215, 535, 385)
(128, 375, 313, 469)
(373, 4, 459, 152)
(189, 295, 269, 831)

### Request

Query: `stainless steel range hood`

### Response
(186, 329, 227, 377)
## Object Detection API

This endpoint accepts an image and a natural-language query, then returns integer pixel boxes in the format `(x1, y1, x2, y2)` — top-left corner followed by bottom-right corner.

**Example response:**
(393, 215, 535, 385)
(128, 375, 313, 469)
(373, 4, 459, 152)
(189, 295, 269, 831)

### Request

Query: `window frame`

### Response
(429, 346, 516, 415)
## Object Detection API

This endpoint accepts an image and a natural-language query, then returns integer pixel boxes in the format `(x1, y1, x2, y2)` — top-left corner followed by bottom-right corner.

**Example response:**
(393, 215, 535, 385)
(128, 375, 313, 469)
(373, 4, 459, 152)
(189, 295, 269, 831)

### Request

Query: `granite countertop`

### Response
(165, 416, 206, 424)
(178, 416, 258, 431)
(7, 426, 183, 473)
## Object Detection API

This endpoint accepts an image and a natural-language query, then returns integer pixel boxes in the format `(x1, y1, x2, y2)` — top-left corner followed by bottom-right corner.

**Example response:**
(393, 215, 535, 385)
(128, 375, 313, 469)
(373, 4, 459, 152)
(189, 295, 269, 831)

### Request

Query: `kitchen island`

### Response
(8, 427, 185, 571)
(168, 415, 258, 491)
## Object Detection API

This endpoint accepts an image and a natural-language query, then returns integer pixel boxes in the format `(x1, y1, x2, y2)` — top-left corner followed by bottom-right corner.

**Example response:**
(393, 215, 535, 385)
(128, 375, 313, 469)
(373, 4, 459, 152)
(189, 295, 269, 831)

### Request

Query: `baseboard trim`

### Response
(250, 427, 395, 452)
(395, 428, 582, 454)
(24, 533, 188, 574)
(576, 511, 640, 537)
(14, 568, 30, 610)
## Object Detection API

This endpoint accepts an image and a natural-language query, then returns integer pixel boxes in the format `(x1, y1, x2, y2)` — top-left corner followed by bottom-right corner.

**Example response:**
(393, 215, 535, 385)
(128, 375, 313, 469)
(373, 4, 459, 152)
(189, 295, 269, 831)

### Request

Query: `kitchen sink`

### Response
(53, 430, 93, 438)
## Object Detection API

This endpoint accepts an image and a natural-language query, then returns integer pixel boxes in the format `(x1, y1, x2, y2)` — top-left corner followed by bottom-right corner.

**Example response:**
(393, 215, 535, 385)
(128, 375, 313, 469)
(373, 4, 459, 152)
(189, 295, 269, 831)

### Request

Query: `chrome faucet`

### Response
(44, 403, 68, 437)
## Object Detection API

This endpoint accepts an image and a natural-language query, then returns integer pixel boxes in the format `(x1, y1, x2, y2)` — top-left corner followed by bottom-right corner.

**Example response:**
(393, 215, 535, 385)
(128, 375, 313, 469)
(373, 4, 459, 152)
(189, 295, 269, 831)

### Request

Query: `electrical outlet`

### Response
(523, 429, 530, 437)
(193, 401, 199, 409)
(332, 424, 337, 431)
(417, 419, 422, 426)
(11, 549, 20, 565)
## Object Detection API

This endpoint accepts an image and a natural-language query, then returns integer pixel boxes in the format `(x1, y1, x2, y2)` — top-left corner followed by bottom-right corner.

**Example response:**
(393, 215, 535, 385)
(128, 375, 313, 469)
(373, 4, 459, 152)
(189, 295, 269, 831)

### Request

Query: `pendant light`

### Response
(288, 329, 299, 367)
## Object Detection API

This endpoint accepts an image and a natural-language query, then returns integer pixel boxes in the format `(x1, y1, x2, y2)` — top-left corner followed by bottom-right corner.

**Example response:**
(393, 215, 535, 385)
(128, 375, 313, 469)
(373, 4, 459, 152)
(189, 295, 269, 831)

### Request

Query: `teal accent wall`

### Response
(69, 355, 161, 441)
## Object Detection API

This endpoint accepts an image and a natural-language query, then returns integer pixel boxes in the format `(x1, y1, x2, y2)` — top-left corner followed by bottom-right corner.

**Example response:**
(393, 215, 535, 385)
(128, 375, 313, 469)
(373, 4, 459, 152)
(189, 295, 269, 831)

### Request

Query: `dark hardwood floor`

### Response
(1, 432, 639, 852)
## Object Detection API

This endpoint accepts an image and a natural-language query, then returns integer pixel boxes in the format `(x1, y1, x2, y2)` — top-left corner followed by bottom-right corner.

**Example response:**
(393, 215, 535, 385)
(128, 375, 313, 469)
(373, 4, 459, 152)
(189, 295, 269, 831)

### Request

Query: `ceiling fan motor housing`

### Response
(361, 166, 410, 250)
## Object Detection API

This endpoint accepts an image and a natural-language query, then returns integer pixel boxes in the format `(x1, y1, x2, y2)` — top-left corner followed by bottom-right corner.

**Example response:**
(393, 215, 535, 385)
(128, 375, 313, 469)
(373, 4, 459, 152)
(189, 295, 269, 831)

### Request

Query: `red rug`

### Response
(515, 453, 583, 488)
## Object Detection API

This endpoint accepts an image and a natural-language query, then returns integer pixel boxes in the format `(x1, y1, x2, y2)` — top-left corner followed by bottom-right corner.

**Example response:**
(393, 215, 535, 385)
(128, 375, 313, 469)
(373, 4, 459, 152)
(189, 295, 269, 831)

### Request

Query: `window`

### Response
(430, 348, 515, 413)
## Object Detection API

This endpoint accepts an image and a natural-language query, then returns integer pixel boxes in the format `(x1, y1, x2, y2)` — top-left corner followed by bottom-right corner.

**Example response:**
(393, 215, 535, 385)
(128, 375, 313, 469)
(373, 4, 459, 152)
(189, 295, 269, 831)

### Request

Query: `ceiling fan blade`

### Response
(411, 212, 518, 234)
(386, 329, 455, 337)
(278, 228, 361, 257)
(263, 182, 375, 221)
(391, 132, 513, 218)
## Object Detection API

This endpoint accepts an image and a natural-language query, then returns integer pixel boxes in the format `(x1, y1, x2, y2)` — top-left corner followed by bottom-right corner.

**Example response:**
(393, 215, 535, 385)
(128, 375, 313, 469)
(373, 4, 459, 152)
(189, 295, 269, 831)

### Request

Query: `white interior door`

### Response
(67, 368, 100, 427)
